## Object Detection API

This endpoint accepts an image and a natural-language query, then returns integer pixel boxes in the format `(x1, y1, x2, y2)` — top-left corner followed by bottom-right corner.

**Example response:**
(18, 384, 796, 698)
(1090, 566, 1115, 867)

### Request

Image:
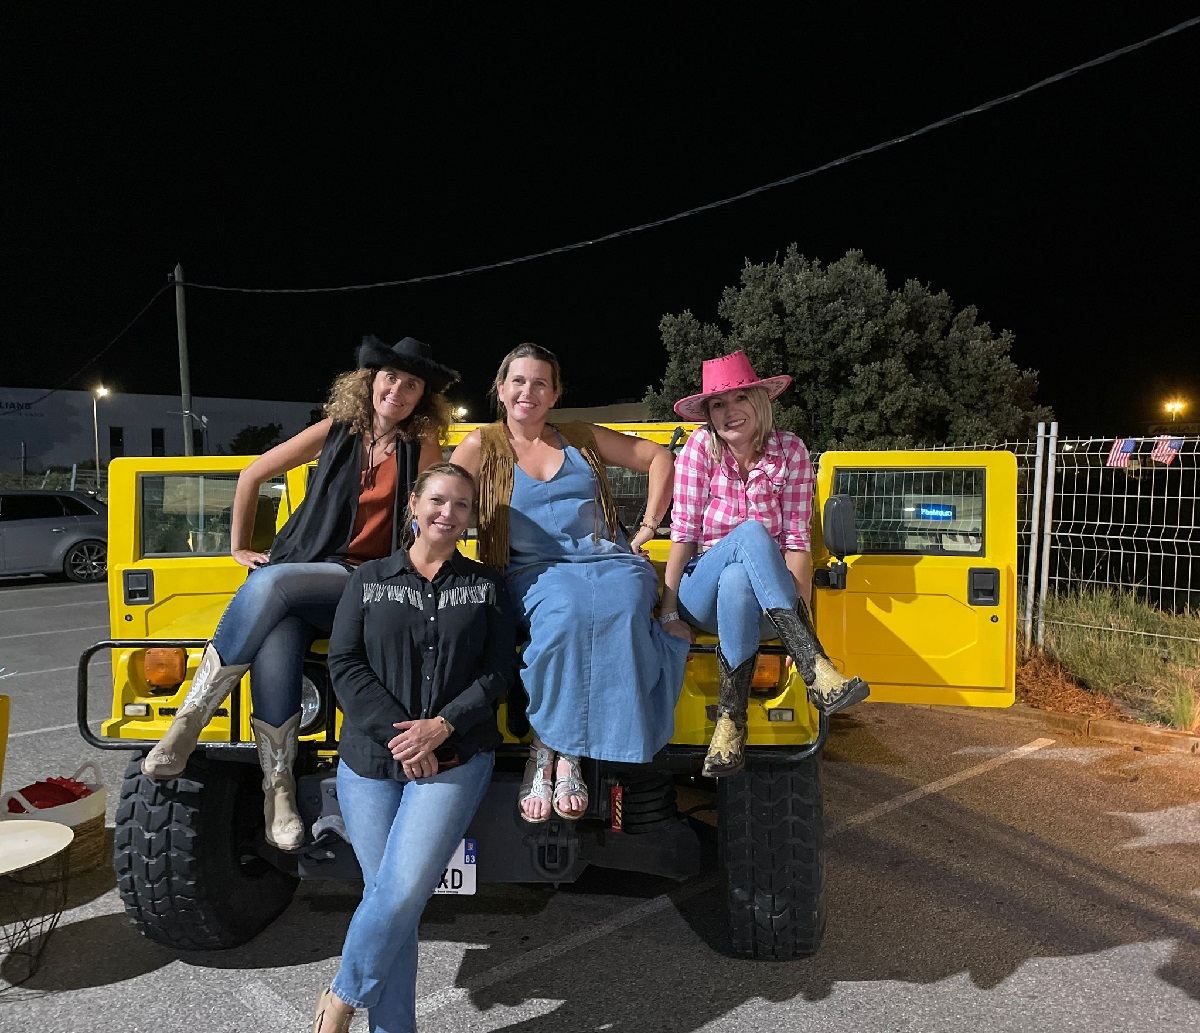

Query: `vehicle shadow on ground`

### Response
(444, 739, 1200, 1031)
(6, 867, 567, 992)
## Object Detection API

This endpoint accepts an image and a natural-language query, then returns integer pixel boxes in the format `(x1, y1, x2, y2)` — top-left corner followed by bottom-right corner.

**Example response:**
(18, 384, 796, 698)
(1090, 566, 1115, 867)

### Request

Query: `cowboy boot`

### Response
(703, 648, 756, 778)
(141, 643, 249, 779)
(252, 712, 306, 851)
(766, 599, 870, 714)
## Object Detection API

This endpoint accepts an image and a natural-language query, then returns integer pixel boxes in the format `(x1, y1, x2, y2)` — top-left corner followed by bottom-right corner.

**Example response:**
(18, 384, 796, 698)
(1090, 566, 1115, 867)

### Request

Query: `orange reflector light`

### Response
(751, 654, 783, 692)
(144, 648, 187, 688)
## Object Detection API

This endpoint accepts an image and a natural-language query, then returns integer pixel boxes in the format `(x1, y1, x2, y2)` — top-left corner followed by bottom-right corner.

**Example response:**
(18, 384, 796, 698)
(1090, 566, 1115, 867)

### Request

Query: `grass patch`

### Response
(1040, 589, 1200, 731)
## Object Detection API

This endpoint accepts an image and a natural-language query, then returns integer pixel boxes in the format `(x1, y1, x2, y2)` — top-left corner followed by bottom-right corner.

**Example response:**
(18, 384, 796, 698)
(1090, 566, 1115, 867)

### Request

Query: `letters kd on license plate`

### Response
(433, 837, 476, 895)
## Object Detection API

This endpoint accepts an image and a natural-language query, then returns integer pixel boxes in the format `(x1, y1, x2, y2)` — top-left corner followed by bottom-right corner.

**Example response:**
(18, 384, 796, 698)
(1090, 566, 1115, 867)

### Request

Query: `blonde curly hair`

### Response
(324, 368, 451, 443)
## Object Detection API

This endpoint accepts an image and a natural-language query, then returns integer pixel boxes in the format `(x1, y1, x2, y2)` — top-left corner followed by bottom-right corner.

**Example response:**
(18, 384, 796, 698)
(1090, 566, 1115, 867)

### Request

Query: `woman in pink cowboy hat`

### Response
(659, 350, 869, 777)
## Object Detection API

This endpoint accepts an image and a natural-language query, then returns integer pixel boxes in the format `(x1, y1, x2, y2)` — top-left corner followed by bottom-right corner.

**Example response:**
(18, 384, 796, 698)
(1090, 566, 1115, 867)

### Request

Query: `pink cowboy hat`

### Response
(672, 350, 792, 421)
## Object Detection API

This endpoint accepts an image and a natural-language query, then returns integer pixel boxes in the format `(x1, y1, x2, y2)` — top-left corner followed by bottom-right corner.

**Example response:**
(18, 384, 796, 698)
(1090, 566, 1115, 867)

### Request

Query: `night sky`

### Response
(5, 6, 1199, 437)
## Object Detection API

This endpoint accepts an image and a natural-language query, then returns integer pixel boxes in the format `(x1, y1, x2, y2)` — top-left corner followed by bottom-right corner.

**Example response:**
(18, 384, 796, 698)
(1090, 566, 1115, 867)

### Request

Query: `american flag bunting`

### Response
(1106, 438, 1136, 468)
(1151, 436, 1183, 465)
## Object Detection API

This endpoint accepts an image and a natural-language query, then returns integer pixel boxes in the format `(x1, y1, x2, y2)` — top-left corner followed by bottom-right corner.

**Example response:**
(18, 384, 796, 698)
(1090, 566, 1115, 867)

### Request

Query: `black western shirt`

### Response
(328, 549, 516, 780)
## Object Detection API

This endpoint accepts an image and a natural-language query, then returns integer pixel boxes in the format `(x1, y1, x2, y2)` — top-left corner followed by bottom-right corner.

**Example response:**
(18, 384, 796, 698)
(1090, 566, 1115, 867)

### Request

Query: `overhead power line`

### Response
(178, 14, 1200, 296)
(1, 285, 172, 415)
(7, 12, 1197, 412)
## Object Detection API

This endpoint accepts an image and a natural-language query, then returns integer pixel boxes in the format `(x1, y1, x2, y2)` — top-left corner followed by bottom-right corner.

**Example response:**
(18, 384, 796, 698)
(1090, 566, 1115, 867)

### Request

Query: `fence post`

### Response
(1035, 421, 1060, 647)
(1022, 422, 1047, 650)
(69, 464, 77, 491)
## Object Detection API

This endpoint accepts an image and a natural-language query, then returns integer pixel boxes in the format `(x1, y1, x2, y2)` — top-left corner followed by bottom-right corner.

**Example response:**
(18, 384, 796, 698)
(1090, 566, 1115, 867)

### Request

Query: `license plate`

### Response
(433, 837, 476, 895)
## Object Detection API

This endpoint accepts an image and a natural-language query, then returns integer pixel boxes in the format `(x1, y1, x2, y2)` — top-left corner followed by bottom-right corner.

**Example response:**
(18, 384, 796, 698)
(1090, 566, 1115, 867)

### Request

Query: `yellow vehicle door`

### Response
(104, 457, 297, 740)
(813, 451, 1017, 708)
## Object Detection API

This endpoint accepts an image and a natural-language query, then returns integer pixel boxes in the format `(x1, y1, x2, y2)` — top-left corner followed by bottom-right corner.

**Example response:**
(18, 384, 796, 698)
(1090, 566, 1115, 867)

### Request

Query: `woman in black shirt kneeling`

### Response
(313, 462, 516, 1033)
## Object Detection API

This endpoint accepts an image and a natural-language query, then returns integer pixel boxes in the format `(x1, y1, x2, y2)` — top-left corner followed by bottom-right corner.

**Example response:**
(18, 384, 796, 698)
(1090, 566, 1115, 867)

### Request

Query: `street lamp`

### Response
(92, 386, 109, 489)
(1165, 399, 1187, 422)
(452, 405, 469, 422)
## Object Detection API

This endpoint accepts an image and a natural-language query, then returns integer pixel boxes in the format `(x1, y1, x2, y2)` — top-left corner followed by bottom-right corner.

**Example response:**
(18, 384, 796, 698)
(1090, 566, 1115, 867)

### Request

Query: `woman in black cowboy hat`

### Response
(141, 335, 460, 851)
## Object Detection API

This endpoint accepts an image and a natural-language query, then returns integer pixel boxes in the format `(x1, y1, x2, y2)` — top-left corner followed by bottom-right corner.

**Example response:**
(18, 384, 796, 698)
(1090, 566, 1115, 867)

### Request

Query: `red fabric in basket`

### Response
(7, 776, 94, 812)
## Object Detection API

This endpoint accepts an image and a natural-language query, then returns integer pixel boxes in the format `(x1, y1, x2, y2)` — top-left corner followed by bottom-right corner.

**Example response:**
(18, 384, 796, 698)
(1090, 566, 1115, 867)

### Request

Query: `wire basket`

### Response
(0, 822, 72, 989)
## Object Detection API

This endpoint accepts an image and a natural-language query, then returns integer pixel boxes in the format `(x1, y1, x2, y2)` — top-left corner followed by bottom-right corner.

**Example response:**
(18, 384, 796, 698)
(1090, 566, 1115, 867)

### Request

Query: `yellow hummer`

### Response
(78, 424, 1017, 959)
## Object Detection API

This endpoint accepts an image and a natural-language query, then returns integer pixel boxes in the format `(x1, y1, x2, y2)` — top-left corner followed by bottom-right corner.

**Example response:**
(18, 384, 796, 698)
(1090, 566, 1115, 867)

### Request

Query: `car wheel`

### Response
(718, 753, 826, 960)
(114, 754, 299, 950)
(63, 540, 107, 582)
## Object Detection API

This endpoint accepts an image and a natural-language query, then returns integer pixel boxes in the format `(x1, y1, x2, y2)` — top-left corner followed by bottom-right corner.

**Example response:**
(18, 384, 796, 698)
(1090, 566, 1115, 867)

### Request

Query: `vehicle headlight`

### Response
(299, 674, 323, 733)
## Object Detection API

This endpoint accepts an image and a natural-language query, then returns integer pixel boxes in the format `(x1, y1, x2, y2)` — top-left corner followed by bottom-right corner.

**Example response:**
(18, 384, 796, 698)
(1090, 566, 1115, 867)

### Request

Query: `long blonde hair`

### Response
(325, 367, 451, 442)
(705, 385, 774, 461)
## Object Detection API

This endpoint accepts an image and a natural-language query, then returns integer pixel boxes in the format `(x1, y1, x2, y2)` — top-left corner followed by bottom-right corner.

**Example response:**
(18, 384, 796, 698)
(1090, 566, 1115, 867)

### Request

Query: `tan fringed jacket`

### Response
(476, 421, 621, 569)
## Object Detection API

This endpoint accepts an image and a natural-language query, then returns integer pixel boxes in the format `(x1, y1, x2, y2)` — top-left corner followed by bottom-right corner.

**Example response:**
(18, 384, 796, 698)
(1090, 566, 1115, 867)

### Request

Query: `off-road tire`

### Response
(717, 754, 825, 960)
(114, 753, 298, 950)
(63, 539, 107, 583)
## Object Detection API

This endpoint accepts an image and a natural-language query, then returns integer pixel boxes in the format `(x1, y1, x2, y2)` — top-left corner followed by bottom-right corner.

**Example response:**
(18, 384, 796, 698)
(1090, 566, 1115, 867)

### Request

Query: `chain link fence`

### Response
(921, 425, 1199, 653)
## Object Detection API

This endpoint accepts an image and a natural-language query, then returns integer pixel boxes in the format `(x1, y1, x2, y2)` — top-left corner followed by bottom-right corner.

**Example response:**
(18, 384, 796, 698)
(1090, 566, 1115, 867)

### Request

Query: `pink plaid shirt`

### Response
(670, 427, 813, 552)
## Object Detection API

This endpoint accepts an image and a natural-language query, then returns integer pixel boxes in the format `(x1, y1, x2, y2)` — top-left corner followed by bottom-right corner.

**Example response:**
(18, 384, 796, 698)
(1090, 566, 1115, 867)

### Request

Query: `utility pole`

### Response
(174, 262, 194, 456)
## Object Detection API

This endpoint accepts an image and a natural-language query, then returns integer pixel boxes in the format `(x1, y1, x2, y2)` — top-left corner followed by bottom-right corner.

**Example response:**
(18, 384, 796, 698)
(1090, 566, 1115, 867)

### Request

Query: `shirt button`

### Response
(429, 616, 435, 621)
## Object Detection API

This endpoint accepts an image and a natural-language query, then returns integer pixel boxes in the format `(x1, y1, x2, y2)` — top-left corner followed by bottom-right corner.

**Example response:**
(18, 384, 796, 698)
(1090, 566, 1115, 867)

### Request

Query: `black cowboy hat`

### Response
(356, 335, 461, 394)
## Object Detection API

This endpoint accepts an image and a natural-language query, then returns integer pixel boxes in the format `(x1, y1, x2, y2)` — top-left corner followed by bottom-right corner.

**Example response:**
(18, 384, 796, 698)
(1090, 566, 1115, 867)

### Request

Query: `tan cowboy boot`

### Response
(252, 712, 306, 851)
(766, 599, 870, 714)
(311, 986, 354, 1033)
(141, 643, 249, 779)
(703, 649, 756, 778)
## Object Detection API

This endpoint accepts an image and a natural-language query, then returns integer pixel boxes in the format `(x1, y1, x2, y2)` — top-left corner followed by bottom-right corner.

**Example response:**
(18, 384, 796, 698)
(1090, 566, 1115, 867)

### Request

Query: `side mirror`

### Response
(819, 495, 858, 592)
(822, 494, 858, 560)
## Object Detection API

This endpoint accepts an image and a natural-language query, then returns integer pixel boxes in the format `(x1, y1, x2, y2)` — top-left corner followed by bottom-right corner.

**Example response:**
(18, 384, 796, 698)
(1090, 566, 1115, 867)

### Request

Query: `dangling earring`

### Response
(411, 519, 420, 539)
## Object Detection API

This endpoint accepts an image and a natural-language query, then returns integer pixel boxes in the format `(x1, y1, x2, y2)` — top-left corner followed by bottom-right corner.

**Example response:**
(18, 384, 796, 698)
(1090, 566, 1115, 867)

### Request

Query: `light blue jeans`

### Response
(332, 752, 494, 1033)
(677, 520, 798, 668)
(211, 562, 351, 726)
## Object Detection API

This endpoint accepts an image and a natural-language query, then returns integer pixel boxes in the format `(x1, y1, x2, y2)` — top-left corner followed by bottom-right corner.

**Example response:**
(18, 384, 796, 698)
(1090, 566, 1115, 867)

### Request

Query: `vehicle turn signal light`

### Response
(143, 648, 187, 689)
(750, 654, 784, 694)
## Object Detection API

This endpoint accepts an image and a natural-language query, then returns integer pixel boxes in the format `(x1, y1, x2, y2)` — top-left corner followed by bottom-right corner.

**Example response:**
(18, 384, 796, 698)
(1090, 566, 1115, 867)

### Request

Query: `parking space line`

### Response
(9, 722, 82, 739)
(0, 661, 109, 682)
(415, 877, 718, 1017)
(1, 599, 110, 613)
(413, 735, 1056, 1017)
(829, 736, 1055, 835)
(0, 624, 108, 641)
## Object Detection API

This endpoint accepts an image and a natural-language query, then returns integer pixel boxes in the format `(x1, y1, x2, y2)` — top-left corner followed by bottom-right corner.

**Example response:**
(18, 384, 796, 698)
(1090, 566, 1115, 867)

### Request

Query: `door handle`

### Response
(968, 567, 999, 606)
(52, 526, 67, 533)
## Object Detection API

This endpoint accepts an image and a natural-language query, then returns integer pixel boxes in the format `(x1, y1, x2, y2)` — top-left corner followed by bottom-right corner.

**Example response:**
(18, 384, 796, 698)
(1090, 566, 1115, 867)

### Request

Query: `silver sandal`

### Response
(517, 745, 554, 824)
(552, 753, 588, 820)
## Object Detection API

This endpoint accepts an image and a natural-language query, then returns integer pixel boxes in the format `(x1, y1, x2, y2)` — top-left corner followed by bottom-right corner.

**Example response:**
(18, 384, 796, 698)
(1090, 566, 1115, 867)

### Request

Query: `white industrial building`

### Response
(0, 386, 321, 477)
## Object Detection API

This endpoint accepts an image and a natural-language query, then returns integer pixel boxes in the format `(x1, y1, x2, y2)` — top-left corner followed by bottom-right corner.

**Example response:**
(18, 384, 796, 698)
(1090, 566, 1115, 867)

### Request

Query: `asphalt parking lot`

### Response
(2, 576, 1199, 1032)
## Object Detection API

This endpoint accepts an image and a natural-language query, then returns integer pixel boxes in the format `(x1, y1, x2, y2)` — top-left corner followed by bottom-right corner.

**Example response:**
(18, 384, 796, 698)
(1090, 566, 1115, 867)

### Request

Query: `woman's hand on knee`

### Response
(662, 617, 695, 645)
(232, 548, 270, 569)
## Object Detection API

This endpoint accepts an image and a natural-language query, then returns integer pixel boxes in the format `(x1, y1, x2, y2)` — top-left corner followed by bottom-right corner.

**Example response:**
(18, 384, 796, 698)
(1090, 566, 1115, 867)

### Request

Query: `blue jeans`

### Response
(211, 562, 351, 726)
(677, 520, 798, 668)
(332, 752, 494, 1033)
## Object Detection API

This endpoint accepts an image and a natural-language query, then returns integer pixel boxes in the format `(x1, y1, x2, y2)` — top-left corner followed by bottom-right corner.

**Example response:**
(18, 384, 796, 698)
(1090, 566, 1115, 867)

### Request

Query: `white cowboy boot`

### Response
(142, 643, 249, 779)
(252, 712, 306, 851)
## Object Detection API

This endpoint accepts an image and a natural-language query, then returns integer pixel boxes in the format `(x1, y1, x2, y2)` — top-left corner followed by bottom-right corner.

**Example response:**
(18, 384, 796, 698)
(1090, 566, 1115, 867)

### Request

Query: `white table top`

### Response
(0, 819, 75, 876)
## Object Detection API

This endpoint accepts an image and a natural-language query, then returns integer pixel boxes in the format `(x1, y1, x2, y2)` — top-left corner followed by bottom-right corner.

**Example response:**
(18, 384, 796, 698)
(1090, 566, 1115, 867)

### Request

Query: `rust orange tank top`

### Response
(344, 456, 398, 566)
